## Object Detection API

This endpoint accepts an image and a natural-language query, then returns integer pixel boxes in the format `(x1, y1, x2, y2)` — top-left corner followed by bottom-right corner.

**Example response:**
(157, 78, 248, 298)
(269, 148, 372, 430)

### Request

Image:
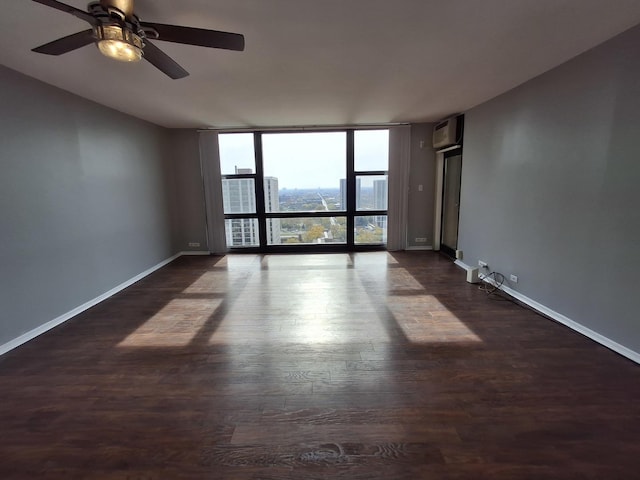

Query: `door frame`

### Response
(434, 146, 463, 259)
(434, 151, 444, 251)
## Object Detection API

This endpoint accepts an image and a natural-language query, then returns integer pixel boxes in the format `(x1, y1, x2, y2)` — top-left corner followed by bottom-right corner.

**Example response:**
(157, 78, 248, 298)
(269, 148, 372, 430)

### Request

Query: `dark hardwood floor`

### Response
(1, 251, 639, 479)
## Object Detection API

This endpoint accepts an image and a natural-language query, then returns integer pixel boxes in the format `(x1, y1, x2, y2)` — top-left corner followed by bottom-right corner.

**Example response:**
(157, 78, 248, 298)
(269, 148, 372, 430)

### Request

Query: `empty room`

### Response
(1, 1, 640, 478)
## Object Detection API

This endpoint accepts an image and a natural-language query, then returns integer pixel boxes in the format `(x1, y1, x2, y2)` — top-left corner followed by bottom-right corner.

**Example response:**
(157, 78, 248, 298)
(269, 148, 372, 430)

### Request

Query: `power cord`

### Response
(478, 270, 527, 307)
(478, 271, 505, 296)
(477, 267, 558, 325)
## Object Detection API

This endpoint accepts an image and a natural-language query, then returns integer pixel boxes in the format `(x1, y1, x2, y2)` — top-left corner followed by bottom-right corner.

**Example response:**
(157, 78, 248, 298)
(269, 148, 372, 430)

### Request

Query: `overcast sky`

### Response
(218, 130, 388, 189)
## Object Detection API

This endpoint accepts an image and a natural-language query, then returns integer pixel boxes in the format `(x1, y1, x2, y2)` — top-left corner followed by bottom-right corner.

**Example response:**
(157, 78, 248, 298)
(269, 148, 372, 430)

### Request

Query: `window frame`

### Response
(219, 128, 389, 252)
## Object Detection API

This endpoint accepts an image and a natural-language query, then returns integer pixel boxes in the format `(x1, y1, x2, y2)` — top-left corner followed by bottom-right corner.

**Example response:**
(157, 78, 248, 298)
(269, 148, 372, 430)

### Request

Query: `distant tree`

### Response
(281, 219, 297, 231)
(302, 203, 323, 211)
(356, 227, 382, 244)
(331, 224, 346, 241)
(302, 224, 325, 243)
(355, 216, 371, 227)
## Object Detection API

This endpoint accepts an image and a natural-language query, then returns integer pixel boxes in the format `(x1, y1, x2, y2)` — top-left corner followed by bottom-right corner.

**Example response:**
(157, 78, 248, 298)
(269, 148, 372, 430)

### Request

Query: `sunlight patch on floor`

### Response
(118, 298, 223, 347)
(387, 294, 482, 343)
(351, 252, 399, 267)
(181, 270, 235, 295)
(384, 267, 426, 290)
(208, 269, 390, 345)
(215, 254, 262, 269)
(261, 253, 353, 269)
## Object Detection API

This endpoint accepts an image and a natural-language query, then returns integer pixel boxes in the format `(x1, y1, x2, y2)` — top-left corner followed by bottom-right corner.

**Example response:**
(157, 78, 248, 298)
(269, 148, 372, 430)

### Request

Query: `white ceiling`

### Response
(1, 0, 640, 129)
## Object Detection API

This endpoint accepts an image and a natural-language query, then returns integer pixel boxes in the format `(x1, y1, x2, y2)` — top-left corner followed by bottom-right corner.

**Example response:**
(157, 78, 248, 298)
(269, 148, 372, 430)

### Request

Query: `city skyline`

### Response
(218, 130, 389, 189)
(222, 173, 387, 247)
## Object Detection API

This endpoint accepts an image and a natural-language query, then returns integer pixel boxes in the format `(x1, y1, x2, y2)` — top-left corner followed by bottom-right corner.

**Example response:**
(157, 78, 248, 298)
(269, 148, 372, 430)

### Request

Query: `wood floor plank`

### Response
(230, 423, 461, 445)
(1, 251, 639, 479)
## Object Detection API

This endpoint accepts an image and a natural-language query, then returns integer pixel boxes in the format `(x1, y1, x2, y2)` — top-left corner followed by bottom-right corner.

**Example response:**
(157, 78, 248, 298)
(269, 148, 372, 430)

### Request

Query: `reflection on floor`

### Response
(1, 251, 639, 479)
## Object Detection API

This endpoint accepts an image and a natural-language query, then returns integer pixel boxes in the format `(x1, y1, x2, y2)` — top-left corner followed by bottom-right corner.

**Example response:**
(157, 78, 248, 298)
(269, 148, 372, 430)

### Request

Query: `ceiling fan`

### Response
(30, 0, 245, 79)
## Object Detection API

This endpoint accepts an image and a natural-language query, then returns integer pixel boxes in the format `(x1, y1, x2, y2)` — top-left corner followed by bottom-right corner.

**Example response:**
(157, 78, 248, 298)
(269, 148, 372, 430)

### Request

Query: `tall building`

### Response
(373, 178, 388, 210)
(264, 176, 281, 245)
(222, 169, 280, 246)
(373, 178, 388, 237)
(222, 175, 257, 247)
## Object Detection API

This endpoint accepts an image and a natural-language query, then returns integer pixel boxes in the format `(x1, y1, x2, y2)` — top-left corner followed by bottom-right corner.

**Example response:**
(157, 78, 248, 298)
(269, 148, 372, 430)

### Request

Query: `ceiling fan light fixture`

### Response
(94, 24, 143, 62)
(32, 0, 245, 79)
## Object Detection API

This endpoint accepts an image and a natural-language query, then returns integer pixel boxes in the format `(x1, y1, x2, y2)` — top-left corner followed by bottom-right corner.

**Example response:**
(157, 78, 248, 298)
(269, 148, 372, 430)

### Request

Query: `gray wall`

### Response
(458, 25, 640, 353)
(0, 65, 176, 346)
(165, 129, 208, 251)
(407, 123, 436, 248)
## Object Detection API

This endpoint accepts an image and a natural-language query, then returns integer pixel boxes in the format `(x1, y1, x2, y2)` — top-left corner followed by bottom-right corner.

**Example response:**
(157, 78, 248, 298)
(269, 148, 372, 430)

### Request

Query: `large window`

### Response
(218, 133, 260, 247)
(354, 130, 389, 244)
(218, 129, 388, 250)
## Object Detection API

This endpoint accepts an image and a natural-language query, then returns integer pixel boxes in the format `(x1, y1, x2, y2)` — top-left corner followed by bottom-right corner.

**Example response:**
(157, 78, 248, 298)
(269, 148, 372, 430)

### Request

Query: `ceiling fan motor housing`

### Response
(99, 0, 134, 18)
(89, 1, 145, 61)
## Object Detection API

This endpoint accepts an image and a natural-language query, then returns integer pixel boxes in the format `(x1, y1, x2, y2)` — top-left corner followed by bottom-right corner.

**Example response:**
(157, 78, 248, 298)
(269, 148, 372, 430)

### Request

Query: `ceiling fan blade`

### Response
(142, 40, 189, 79)
(32, 0, 97, 25)
(141, 22, 245, 51)
(32, 29, 95, 55)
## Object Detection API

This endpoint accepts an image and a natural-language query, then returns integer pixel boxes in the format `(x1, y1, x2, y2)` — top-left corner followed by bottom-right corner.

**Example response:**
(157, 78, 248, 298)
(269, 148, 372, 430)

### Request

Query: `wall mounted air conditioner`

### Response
(433, 115, 463, 150)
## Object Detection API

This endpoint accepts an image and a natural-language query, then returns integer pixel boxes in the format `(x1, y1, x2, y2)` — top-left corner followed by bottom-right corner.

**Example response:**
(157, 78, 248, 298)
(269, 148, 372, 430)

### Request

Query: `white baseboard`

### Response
(406, 246, 434, 251)
(454, 260, 640, 365)
(454, 259, 468, 270)
(179, 250, 211, 256)
(0, 251, 183, 356)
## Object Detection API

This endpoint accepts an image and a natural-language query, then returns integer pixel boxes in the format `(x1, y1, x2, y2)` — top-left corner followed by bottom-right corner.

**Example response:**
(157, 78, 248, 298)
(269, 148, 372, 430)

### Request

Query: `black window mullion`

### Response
(221, 174, 255, 180)
(254, 132, 267, 247)
(263, 211, 349, 219)
(346, 130, 355, 246)
(353, 170, 388, 176)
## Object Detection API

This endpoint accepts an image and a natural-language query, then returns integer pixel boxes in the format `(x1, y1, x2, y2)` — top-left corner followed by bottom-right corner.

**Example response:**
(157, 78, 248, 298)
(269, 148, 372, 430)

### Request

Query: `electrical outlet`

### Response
(188, 242, 200, 248)
(478, 260, 488, 269)
(510, 274, 518, 283)
(415, 237, 427, 243)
